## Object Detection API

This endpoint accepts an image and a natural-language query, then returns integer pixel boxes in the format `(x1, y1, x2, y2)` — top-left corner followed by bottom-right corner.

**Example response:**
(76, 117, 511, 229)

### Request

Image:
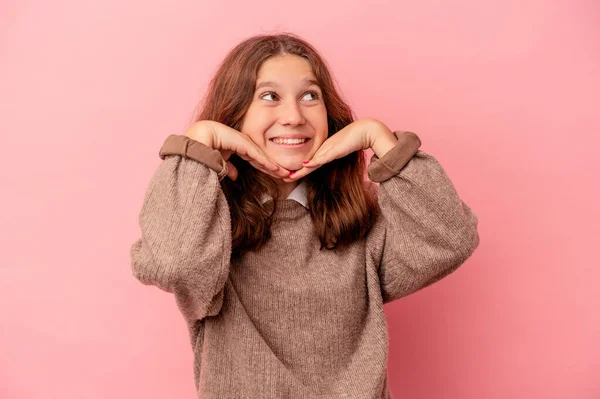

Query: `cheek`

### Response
(240, 112, 270, 144)
(317, 120, 330, 144)
(244, 106, 276, 125)
(244, 132, 265, 148)
(308, 109, 329, 142)
(313, 135, 328, 149)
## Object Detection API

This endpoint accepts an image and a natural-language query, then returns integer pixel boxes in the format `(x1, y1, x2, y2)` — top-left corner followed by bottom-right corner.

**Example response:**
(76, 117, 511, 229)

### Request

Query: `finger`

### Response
(302, 147, 333, 168)
(248, 160, 286, 179)
(282, 164, 321, 182)
(273, 166, 292, 178)
(242, 154, 290, 178)
(243, 156, 290, 178)
(225, 161, 238, 181)
(220, 149, 233, 162)
(243, 145, 280, 172)
(225, 135, 279, 172)
(303, 132, 362, 168)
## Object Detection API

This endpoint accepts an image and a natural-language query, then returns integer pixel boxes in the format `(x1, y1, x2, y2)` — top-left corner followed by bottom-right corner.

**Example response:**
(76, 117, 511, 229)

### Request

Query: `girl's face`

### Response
(240, 55, 329, 172)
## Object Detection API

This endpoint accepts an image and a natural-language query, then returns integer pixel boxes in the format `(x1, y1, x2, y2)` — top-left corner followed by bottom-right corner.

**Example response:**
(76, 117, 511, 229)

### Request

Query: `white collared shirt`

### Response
(260, 179, 308, 208)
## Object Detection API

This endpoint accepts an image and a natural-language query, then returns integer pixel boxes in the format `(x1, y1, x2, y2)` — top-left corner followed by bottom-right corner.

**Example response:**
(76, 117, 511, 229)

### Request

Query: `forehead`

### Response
(256, 55, 317, 85)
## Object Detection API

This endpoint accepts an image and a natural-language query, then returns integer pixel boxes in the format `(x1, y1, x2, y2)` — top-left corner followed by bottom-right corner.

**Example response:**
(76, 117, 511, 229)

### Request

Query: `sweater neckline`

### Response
(268, 199, 309, 221)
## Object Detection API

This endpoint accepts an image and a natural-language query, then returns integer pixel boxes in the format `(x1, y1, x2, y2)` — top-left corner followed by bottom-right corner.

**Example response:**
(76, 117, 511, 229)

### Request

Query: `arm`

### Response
(130, 134, 231, 321)
(366, 130, 480, 304)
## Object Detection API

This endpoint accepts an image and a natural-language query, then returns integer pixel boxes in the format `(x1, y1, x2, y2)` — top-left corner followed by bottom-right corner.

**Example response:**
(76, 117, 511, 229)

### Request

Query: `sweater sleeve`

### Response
(366, 131, 480, 304)
(130, 134, 231, 321)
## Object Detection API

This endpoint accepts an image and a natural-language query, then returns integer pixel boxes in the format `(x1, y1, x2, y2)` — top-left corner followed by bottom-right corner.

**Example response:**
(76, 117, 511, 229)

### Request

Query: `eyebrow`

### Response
(255, 78, 321, 91)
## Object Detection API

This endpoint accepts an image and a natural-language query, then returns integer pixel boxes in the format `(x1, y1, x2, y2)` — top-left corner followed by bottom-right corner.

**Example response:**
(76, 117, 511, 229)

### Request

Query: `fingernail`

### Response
(302, 161, 309, 165)
(289, 171, 295, 176)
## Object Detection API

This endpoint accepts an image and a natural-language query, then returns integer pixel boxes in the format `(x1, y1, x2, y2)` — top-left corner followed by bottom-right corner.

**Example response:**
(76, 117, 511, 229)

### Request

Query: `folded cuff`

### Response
(367, 131, 422, 182)
(159, 134, 228, 181)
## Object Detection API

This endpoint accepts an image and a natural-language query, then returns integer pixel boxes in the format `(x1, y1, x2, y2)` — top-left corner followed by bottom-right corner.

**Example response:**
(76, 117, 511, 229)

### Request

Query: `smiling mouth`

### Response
(269, 138, 310, 145)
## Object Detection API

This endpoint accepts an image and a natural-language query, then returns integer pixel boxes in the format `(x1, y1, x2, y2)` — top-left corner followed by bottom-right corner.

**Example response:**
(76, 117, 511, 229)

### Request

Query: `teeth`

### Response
(271, 138, 307, 145)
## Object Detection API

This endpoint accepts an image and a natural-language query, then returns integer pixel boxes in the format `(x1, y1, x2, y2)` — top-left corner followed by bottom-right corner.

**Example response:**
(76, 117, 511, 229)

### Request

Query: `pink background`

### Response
(1, 0, 598, 398)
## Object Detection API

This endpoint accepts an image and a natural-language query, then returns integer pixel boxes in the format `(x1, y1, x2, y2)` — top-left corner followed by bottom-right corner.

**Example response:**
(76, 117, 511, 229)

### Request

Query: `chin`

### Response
(280, 162, 303, 172)
(273, 158, 303, 172)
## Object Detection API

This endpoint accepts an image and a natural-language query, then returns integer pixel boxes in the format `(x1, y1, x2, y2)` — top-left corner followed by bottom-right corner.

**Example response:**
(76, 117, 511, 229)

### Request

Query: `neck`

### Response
(274, 179, 300, 200)
(255, 170, 301, 200)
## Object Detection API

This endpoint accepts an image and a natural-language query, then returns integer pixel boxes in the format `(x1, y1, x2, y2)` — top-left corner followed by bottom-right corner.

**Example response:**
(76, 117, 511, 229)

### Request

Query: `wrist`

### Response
(186, 121, 215, 148)
(366, 119, 397, 158)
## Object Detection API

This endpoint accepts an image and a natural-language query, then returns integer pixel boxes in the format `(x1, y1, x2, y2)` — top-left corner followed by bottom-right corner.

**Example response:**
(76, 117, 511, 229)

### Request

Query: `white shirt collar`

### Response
(260, 179, 308, 208)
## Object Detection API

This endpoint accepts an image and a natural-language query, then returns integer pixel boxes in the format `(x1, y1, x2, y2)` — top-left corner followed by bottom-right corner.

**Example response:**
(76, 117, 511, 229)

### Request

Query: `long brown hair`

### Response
(193, 32, 378, 256)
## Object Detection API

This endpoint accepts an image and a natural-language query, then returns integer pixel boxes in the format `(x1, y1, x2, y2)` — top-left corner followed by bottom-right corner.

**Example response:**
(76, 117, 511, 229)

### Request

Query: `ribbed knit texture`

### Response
(131, 135, 480, 398)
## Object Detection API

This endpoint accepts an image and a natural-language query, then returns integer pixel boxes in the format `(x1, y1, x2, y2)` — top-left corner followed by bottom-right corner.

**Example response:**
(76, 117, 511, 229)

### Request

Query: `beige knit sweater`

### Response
(130, 131, 480, 398)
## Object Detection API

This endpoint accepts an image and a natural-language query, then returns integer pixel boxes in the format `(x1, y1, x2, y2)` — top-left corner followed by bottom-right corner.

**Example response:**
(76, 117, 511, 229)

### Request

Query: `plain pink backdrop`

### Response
(1, 0, 598, 398)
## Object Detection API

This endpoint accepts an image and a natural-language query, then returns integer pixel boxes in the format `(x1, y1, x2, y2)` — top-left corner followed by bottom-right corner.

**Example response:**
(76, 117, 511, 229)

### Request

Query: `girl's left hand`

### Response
(284, 118, 396, 182)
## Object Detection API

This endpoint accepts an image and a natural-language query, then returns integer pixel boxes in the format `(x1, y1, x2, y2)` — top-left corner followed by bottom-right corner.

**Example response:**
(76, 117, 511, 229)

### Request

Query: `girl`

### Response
(131, 32, 479, 398)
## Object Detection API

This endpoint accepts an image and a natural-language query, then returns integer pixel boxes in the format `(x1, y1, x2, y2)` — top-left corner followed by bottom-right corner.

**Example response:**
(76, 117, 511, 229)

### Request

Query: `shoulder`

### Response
(363, 179, 379, 198)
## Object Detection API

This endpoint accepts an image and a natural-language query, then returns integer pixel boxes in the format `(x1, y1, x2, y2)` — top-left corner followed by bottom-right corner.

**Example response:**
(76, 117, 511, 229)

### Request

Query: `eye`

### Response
(260, 92, 278, 101)
(259, 90, 321, 102)
(302, 90, 320, 101)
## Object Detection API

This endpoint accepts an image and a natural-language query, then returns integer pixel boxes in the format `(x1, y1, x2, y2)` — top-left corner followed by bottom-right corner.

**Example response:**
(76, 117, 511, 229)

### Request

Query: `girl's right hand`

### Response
(183, 120, 290, 181)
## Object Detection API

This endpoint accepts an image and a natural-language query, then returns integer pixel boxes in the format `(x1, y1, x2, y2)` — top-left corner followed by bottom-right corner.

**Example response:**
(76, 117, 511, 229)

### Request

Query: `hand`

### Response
(283, 118, 397, 182)
(184, 121, 291, 181)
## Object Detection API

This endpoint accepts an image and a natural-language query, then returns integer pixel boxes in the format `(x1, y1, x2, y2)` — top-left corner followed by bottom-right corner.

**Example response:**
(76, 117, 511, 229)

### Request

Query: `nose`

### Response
(278, 100, 305, 126)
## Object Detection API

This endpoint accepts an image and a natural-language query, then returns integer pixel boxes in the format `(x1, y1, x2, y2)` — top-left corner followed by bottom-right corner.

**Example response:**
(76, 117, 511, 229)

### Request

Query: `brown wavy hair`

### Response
(192, 32, 378, 256)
